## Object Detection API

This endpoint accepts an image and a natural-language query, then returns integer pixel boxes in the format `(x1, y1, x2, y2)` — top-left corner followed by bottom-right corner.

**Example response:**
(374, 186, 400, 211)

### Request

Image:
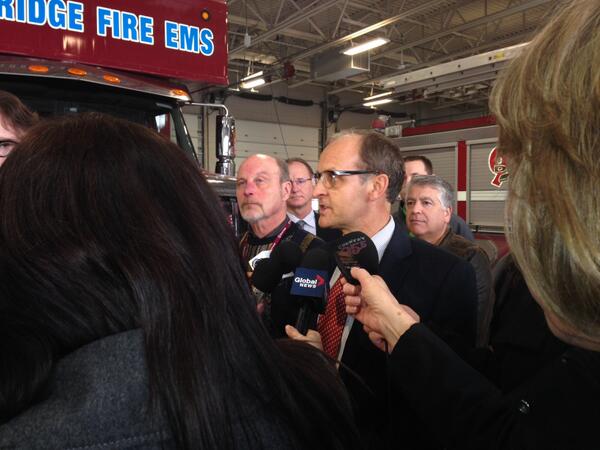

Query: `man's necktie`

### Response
(297, 219, 306, 230)
(318, 278, 347, 359)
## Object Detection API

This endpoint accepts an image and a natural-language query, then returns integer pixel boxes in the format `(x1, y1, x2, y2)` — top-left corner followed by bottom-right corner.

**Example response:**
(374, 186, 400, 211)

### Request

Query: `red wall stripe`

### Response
(403, 115, 496, 136)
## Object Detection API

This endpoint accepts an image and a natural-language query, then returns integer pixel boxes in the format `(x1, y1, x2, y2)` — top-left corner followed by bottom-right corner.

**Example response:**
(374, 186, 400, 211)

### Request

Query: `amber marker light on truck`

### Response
(68, 67, 87, 76)
(201, 10, 210, 21)
(28, 65, 49, 73)
(170, 88, 191, 101)
(103, 74, 121, 84)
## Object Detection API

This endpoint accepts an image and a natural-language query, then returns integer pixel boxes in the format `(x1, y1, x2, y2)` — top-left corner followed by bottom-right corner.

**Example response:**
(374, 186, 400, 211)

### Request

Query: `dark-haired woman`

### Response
(0, 113, 360, 449)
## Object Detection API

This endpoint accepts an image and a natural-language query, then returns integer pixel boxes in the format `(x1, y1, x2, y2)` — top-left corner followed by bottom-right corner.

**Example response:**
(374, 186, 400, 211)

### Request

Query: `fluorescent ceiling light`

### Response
(363, 91, 393, 101)
(241, 77, 266, 89)
(363, 98, 394, 107)
(343, 37, 390, 56)
(241, 70, 263, 81)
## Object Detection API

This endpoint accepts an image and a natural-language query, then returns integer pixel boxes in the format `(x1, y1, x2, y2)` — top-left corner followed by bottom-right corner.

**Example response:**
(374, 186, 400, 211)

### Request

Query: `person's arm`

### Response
(342, 268, 523, 450)
(390, 324, 517, 450)
(428, 258, 478, 349)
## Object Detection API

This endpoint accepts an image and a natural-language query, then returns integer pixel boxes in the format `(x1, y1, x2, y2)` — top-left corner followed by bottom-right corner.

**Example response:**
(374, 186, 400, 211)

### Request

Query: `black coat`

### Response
(339, 224, 478, 449)
(390, 324, 600, 450)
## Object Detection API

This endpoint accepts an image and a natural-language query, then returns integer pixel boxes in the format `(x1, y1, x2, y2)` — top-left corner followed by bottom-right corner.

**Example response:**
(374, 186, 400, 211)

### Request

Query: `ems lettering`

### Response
(0, 0, 84, 31)
(97, 7, 154, 45)
(164, 20, 214, 56)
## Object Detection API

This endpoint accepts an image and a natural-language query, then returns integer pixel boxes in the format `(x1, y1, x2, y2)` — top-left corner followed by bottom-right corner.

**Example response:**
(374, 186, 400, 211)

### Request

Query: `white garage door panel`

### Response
(234, 120, 320, 176)
(401, 146, 457, 190)
(237, 143, 318, 161)
(236, 120, 319, 148)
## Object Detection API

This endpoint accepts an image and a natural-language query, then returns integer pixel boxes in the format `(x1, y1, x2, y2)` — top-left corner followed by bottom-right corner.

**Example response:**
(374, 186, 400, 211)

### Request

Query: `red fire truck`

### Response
(0, 0, 242, 232)
(394, 116, 509, 262)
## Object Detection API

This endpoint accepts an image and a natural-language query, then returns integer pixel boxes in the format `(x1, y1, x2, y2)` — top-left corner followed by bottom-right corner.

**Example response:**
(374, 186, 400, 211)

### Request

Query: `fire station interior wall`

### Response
(468, 140, 506, 228)
(231, 120, 320, 174)
(400, 146, 457, 204)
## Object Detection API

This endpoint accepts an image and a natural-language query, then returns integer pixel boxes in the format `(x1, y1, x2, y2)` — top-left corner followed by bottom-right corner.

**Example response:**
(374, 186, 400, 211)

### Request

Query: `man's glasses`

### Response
(290, 177, 315, 187)
(313, 169, 380, 188)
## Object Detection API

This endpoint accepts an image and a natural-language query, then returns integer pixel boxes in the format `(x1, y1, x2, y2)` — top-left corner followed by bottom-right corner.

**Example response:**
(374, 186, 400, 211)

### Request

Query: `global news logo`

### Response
(290, 268, 328, 297)
(294, 274, 326, 289)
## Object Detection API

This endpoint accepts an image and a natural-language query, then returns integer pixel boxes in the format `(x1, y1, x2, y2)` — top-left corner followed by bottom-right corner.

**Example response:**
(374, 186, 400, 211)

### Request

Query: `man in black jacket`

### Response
(287, 130, 477, 449)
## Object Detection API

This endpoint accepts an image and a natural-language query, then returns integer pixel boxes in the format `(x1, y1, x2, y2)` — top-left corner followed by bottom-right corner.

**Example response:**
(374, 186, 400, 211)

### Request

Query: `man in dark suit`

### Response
(287, 131, 477, 449)
(286, 157, 341, 242)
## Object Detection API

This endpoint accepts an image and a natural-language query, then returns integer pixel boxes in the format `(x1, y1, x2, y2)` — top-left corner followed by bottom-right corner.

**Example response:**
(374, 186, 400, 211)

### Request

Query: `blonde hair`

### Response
(490, 0, 600, 338)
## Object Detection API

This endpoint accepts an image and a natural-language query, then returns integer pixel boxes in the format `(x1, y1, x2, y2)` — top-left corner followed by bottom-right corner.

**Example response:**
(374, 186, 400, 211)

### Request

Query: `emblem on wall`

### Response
(488, 147, 509, 187)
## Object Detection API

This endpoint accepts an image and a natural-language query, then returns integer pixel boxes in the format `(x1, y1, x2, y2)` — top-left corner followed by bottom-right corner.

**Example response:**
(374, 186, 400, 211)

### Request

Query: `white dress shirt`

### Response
(288, 210, 317, 236)
(333, 216, 396, 361)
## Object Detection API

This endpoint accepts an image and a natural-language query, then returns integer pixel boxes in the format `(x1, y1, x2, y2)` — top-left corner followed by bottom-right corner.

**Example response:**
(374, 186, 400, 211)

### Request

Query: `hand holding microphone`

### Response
(331, 231, 379, 285)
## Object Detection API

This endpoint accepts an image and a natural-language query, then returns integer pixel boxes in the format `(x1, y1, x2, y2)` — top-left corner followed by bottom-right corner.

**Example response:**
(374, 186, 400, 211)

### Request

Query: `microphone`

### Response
(271, 241, 303, 275)
(331, 231, 378, 285)
(290, 248, 330, 334)
(251, 241, 303, 293)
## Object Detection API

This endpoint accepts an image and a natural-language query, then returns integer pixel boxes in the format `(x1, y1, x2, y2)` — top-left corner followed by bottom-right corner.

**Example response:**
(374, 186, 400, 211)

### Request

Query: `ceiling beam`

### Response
(373, 0, 552, 62)
(331, 30, 535, 96)
(230, 0, 341, 58)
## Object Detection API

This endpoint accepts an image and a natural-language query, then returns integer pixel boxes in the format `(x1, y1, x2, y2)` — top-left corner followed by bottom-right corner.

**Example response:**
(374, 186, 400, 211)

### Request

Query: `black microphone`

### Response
(271, 241, 303, 274)
(251, 241, 303, 293)
(332, 231, 378, 285)
(290, 247, 330, 334)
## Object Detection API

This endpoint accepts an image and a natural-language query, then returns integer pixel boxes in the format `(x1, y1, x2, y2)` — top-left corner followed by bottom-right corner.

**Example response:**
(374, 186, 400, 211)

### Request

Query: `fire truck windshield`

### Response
(1, 75, 196, 159)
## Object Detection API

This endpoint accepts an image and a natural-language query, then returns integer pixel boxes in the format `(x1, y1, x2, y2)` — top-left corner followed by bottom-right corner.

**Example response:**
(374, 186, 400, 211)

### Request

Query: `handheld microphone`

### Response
(332, 231, 379, 285)
(290, 248, 330, 334)
(271, 241, 303, 275)
(251, 241, 303, 293)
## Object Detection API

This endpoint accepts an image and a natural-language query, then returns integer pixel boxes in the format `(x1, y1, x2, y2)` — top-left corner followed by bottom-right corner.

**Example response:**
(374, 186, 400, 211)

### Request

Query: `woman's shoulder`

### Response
(0, 330, 173, 449)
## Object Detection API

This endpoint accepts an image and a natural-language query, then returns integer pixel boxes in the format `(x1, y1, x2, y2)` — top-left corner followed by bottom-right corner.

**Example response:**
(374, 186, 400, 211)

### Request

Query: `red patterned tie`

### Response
(318, 278, 347, 359)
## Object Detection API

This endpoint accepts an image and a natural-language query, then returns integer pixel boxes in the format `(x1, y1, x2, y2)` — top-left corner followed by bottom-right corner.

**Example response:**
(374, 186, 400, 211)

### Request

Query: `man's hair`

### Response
(490, 0, 600, 339)
(286, 157, 314, 176)
(0, 113, 358, 449)
(403, 155, 433, 175)
(408, 175, 454, 209)
(274, 155, 290, 182)
(0, 90, 39, 132)
(328, 130, 404, 203)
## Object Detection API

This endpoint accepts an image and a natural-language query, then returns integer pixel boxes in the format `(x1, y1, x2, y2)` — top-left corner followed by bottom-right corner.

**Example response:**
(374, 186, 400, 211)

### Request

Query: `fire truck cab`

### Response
(0, 0, 242, 233)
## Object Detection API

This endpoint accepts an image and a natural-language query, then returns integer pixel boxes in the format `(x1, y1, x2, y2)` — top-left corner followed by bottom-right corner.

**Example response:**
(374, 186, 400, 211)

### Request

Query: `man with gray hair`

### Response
(396, 155, 475, 241)
(236, 154, 322, 337)
(406, 174, 493, 347)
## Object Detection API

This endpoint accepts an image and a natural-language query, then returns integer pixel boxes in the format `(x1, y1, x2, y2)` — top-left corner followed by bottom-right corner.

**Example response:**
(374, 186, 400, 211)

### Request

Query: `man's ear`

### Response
(281, 180, 292, 200)
(368, 173, 390, 201)
(443, 205, 453, 223)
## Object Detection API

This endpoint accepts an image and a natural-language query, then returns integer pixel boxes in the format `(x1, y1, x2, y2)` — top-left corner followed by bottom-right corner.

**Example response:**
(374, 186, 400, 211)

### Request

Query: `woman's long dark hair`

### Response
(0, 113, 358, 449)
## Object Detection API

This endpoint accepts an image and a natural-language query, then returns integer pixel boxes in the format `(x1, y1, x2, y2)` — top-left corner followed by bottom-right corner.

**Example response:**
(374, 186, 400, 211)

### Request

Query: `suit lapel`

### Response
(378, 224, 413, 289)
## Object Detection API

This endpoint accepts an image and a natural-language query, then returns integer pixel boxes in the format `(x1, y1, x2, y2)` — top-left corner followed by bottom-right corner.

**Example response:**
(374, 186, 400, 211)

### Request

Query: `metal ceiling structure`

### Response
(225, 0, 560, 113)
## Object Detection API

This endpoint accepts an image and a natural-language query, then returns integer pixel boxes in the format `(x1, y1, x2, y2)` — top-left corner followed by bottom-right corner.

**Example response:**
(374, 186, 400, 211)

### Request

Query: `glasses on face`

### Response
(0, 139, 18, 158)
(313, 169, 380, 188)
(290, 177, 315, 187)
